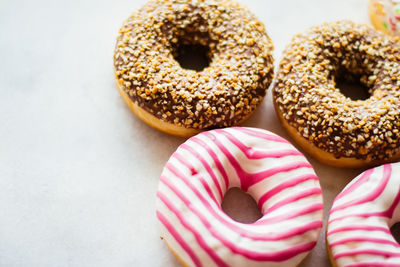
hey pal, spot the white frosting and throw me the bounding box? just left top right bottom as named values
left=156, top=127, right=323, bottom=267
left=327, top=162, right=400, bottom=266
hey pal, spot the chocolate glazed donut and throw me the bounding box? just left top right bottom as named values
left=274, top=21, right=400, bottom=168
left=114, top=0, right=274, bottom=137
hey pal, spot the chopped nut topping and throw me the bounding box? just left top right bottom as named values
left=274, top=21, right=400, bottom=161
left=114, top=0, right=274, bottom=129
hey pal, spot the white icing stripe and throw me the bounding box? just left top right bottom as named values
left=156, top=127, right=323, bottom=266
left=327, top=162, right=400, bottom=266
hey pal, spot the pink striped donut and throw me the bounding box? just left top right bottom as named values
left=327, top=162, right=400, bottom=267
left=156, top=127, right=323, bottom=266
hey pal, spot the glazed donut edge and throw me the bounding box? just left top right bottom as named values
left=275, top=104, right=400, bottom=169
left=117, top=82, right=201, bottom=137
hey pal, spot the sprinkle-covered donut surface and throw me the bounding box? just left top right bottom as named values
left=327, top=162, right=400, bottom=266
left=114, top=0, right=274, bottom=131
left=156, top=127, right=323, bottom=267
left=274, top=21, right=400, bottom=166
left=370, top=0, right=400, bottom=36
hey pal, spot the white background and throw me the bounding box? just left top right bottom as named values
left=0, top=0, right=370, bottom=266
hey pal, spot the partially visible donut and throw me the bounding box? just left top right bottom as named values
left=326, top=162, right=400, bottom=266
left=114, top=0, right=274, bottom=137
left=273, top=21, right=400, bottom=168
left=156, top=127, right=323, bottom=267
left=369, top=0, right=400, bottom=36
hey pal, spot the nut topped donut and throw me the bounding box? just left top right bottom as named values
left=114, top=0, right=274, bottom=137
left=273, top=21, right=400, bottom=169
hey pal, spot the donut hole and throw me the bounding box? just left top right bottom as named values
left=174, top=43, right=211, bottom=71
left=391, top=222, right=400, bottom=244
left=329, top=46, right=376, bottom=101
left=168, top=20, right=216, bottom=72
left=221, top=187, right=262, bottom=224
left=335, top=74, right=371, bottom=101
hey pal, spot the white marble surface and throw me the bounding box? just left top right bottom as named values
left=0, top=0, right=370, bottom=266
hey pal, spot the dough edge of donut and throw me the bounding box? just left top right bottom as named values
left=325, top=233, right=339, bottom=267
left=163, top=238, right=191, bottom=267
left=369, top=0, right=392, bottom=36
left=273, top=101, right=400, bottom=169
left=162, top=224, right=310, bottom=267
left=117, top=81, right=201, bottom=138
left=116, top=80, right=256, bottom=138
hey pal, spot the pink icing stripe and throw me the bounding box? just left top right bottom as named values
left=330, top=165, right=391, bottom=214
left=244, top=220, right=322, bottom=241
left=180, top=143, right=224, bottom=201
left=334, top=249, right=400, bottom=260
left=390, top=16, right=396, bottom=26
left=329, top=212, right=383, bottom=224
left=172, top=152, right=219, bottom=205
left=329, top=184, right=400, bottom=223
left=330, top=237, right=399, bottom=247
left=174, top=150, right=313, bottom=217
left=156, top=211, right=202, bottom=267
left=231, top=127, right=290, bottom=144
left=172, top=151, right=197, bottom=174
left=327, top=225, right=391, bottom=236
left=329, top=165, right=400, bottom=223
left=201, top=131, right=249, bottom=191
left=272, top=220, right=323, bottom=240
left=161, top=170, right=320, bottom=240
left=161, top=166, right=321, bottom=241
left=164, top=162, right=219, bottom=208
left=215, top=129, right=302, bottom=159
left=191, top=136, right=229, bottom=189
left=248, top=161, right=312, bottom=190
left=258, top=174, right=319, bottom=211
left=224, top=241, right=318, bottom=262
left=334, top=168, right=374, bottom=201
left=158, top=128, right=324, bottom=263
left=198, top=175, right=219, bottom=204
left=384, top=186, right=400, bottom=219
left=202, top=131, right=312, bottom=191
left=159, top=187, right=317, bottom=262
left=158, top=192, right=228, bottom=267
left=254, top=203, right=324, bottom=225
left=266, top=188, right=322, bottom=214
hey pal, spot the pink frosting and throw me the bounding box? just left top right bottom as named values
left=334, top=169, right=374, bottom=201
left=156, top=127, right=323, bottom=266
left=156, top=211, right=202, bottom=267
left=327, top=163, right=400, bottom=266
left=330, top=166, right=390, bottom=214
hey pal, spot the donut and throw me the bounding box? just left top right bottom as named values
left=273, top=21, right=400, bottom=169
left=113, top=0, right=274, bottom=137
left=326, top=162, right=400, bottom=266
left=369, top=0, right=400, bottom=36
left=156, top=127, right=323, bottom=266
